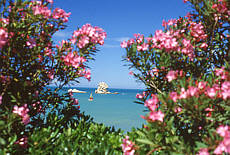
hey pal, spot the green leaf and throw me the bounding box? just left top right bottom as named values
left=195, top=141, right=207, bottom=149
left=0, top=138, right=6, bottom=145
left=136, top=138, right=154, bottom=145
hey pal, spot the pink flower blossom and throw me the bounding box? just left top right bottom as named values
left=221, top=81, right=230, bottom=99
left=137, top=43, right=149, bottom=51
left=121, top=41, right=128, bottom=48
left=179, top=88, right=188, bottom=99
left=166, top=70, right=178, bottom=82
left=84, top=69, right=91, bottom=81
left=205, top=108, right=214, bottom=117
left=121, top=136, right=135, bottom=155
left=144, top=95, right=159, bottom=111
left=32, top=5, right=51, bottom=18
left=217, top=125, right=229, bottom=137
left=197, top=148, right=209, bottom=155
left=189, top=22, right=207, bottom=40
left=53, top=8, right=71, bottom=22
left=136, top=93, right=144, bottom=99
left=198, top=81, right=207, bottom=90
left=62, top=52, right=86, bottom=69
left=187, top=86, right=199, bottom=97
left=73, top=98, right=79, bottom=105
left=13, top=104, right=30, bottom=125
left=72, top=24, right=106, bottom=48
left=148, top=110, right=164, bottom=122
left=174, top=107, right=182, bottom=113
left=77, top=36, right=89, bottom=48
left=170, top=91, right=178, bottom=102
left=206, top=87, right=217, bottom=98
left=214, top=125, right=230, bottom=154
left=215, top=67, right=225, bottom=76
left=0, top=28, right=8, bottom=48
left=47, top=0, right=53, bottom=4
left=0, top=95, right=2, bottom=105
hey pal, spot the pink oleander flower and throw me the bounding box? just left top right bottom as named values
left=144, top=95, right=159, bottom=111
left=121, top=41, right=128, bottom=48
left=77, top=36, right=89, bottom=48
left=53, top=8, right=71, bottom=22
left=47, top=0, right=53, bottom=4
left=217, top=125, right=229, bottom=137
left=198, top=81, right=207, bottom=90
left=0, top=95, right=2, bottom=104
left=162, top=19, right=177, bottom=27
left=215, top=67, right=225, bottom=76
left=148, top=110, right=164, bottom=122
left=189, top=22, right=207, bottom=40
left=212, top=1, right=228, bottom=14
left=0, top=28, right=8, bottom=48
left=151, top=29, right=179, bottom=52
left=166, top=70, right=178, bottom=82
left=221, top=81, right=230, bottom=100
left=197, top=148, right=209, bottom=155
left=0, top=18, right=9, bottom=26
left=187, top=86, right=199, bottom=97
left=206, top=87, right=217, bottom=98
left=170, top=91, right=178, bottom=102
left=121, top=136, right=135, bottom=155
left=62, top=52, right=86, bottom=69
left=13, top=104, right=30, bottom=125
left=180, top=87, right=188, bottom=99
left=73, top=98, right=79, bottom=105
left=205, top=108, right=214, bottom=117
left=72, top=24, right=106, bottom=49
left=137, top=43, right=149, bottom=51
left=174, top=107, right=182, bottom=113
left=136, top=93, right=144, bottom=99
left=15, top=136, right=28, bottom=148
left=32, top=4, right=51, bottom=18
left=84, top=69, right=91, bottom=81
left=214, top=125, right=230, bottom=154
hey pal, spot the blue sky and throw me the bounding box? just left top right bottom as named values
left=53, top=0, right=191, bottom=89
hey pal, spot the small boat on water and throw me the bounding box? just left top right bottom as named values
left=88, top=93, right=93, bottom=101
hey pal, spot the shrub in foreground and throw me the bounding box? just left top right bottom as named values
left=121, top=0, right=230, bottom=154
left=0, top=0, right=124, bottom=154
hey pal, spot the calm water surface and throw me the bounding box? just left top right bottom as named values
left=61, top=87, right=147, bottom=132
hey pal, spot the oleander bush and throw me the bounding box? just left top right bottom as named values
left=0, top=0, right=124, bottom=154
left=121, top=0, right=230, bottom=154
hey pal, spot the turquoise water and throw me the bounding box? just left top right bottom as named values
left=61, top=87, right=147, bottom=132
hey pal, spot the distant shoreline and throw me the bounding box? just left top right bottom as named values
left=48, top=86, right=146, bottom=91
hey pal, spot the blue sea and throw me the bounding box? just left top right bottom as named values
left=61, top=87, right=147, bottom=132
